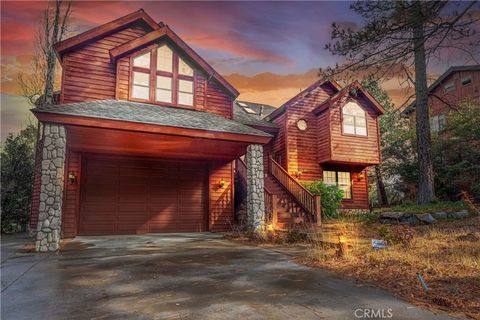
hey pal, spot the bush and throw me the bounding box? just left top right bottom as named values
left=1, top=124, right=37, bottom=233
left=304, top=181, right=344, bottom=219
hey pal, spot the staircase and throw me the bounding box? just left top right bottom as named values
left=235, top=156, right=321, bottom=230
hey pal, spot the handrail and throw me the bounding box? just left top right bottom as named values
left=268, top=155, right=321, bottom=224
left=264, top=187, right=273, bottom=223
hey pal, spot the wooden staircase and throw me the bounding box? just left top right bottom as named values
left=235, top=156, right=321, bottom=230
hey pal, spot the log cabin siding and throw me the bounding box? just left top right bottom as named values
left=285, top=85, right=332, bottom=181
left=329, top=96, right=381, bottom=164
left=209, top=161, right=234, bottom=231
left=62, top=24, right=149, bottom=104
left=316, top=110, right=331, bottom=163
left=62, top=151, right=81, bottom=238
left=205, top=79, right=234, bottom=119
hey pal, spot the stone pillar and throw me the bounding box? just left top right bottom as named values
left=246, top=144, right=265, bottom=231
left=36, top=123, right=66, bottom=252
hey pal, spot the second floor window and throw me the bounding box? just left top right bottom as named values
left=342, top=102, right=367, bottom=136
left=444, top=82, right=455, bottom=92
left=131, top=44, right=194, bottom=107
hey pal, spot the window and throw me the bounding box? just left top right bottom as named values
left=444, top=82, right=455, bottom=92
left=342, top=102, right=367, bottom=136
left=431, top=114, right=446, bottom=133
left=178, top=79, right=193, bottom=105
left=157, top=45, right=172, bottom=72
left=461, top=76, right=472, bottom=86
left=130, top=44, right=195, bottom=106
left=179, top=57, right=193, bottom=76
left=296, top=119, right=308, bottom=131
left=323, top=170, right=352, bottom=199
left=156, top=76, right=172, bottom=103
left=132, top=71, right=150, bottom=100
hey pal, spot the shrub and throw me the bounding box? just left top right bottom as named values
left=1, top=124, right=37, bottom=233
left=304, top=181, right=344, bottom=219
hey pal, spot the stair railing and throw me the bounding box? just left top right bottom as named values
left=268, top=155, right=321, bottom=225
left=235, top=158, right=248, bottom=184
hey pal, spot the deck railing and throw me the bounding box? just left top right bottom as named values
left=268, top=156, right=321, bottom=224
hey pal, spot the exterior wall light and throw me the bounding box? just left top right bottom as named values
left=68, top=171, right=77, bottom=184
left=357, top=172, right=365, bottom=181
left=218, top=178, right=225, bottom=189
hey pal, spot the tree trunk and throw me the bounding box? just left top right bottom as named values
left=375, top=165, right=389, bottom=206
left=413, top=4, right=435, bottom=204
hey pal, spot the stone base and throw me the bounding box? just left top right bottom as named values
left=337, top=208, right=370, bottom=216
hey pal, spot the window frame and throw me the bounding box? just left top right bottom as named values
left=461, top=76, right=472, bottom=86
left=444, top=82, right=455, bottom=93
left=128, top=44, right=195, bottom=108
left=341, top=101, right=368, bottom=137
left=323, top=170, right=353, bottom=200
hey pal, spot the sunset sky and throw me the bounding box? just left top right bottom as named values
left=1, top=1, right=478, bottom=139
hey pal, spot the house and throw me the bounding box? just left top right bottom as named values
left=30, top=10, right=383, bottom=251
left=401, top=65, right=480, bottom=131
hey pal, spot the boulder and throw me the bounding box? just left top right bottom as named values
left=379, top=212, right=405, bottom=219
left=416, top=213, right=436, bottom=224
left=432, top=211, right=448, bottom=220
left=449, top=210, right=470, bottom=219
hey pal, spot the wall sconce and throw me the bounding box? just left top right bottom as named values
left=357, top=172, right=365, bottom=181
left=68, top=171, right=77, bottom=184
left=217, top=178, right=225, bottom=189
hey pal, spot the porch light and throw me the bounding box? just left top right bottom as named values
left=218, top=178, right=225, bottom=189
left=68, top=171, right=77, bottom=184
left=357, top=172, right=365, bottom=181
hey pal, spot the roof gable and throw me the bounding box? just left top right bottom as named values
left=313, top=81, right=385, bottom=116
left=109, top=26, right=239, bottom=97
left=266, top=79, right=341, bottom=120
left=54, top=10, right=160, bottom=59
left=401, top=64, right=480, bottom=115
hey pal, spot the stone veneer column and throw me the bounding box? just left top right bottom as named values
left=246, top=144, right=265, bottom=231
left=35, top=123, right=66, bottom=252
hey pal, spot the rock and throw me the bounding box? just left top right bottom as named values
left=416, top=213, right=436, bottom=224
left=402, top=213, right=420, bottom=225
left=432, top=211, right=448, bottom=220
left=379, top=212, right=405, bottom=219
left=449, top=210, right=470, bottom=219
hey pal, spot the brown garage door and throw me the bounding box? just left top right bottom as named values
left=79, top=156, right=207, bottom=235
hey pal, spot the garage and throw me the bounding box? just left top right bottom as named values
left=79, top=155, right=207, bottom=235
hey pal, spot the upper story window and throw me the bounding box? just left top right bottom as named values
left=444, top=82, right=455, bottom=92
left=130, top=44, right=195, bottom=107
left=461, top=76, right=472, bottom=86
left=342, top=101, right=367, bottom=136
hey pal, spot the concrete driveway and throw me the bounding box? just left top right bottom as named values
left=1, top=233, right=457, bottom=320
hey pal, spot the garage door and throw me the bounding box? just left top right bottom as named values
left=79, top=156, right=207, bottom=235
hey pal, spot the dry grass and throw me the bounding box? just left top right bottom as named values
left=301, top=216, right=480, bottom=319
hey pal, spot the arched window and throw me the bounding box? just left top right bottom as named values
left=130, top=44, right=194, bottom=107
left=342, top=101, right=367, bottom=136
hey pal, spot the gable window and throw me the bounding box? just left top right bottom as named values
left=342, top=101, right=367, bottom=136
left=131, top=52, right=151, bottom=100
left=323, top=170, right=352, bottom=199
left=130, top=44, right=194, bottom=107
left=444, top=82, right=455, bottom=92
left=461, top=76, right=472, bottom=86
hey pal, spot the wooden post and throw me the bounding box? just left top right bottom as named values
left=314, top=195, right=321, bottom=226
left=272, top=194, right=278, bottom=228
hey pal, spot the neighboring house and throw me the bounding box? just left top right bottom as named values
left=401, top=65, right=480, bottom=132
left=30, top=10, right=384, bottom=251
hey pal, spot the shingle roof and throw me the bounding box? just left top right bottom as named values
left=401, top=65, right=480, bottom=115
left=233, top=101, right=278, bottom=128
left=32, top=100, right=272, bottom=137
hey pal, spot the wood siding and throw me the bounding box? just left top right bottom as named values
left=209, top=161, right=234, bottom=231
left=316, top=110, right=331, bottom=163
left=329, top=95, right=381, bottom=164
left=62, top=150, right=81, bottom=237
left=285, top=84, right=333, bottom=181
left=62, top=24, right=149, bottom=104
